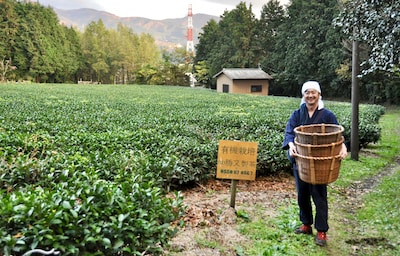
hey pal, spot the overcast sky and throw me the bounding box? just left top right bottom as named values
left=37, top=0, right=289, bottom=20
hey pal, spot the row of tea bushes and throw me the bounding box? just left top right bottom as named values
left=0, top=84, right=384, bottom=254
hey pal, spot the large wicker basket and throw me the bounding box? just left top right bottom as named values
left=294, top=124, right=344, bottom=184
left=294, top=124, right=344, bottom=145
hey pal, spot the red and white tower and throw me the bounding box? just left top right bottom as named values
left=186, top=4, right=194, bottom=54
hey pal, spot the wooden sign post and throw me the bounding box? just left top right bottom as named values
left=216, top=140, right=258, bottom=208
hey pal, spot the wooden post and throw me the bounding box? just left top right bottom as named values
left=229, top=179, right=238, bottom=208
left=351, top=28, right=360, bottom=161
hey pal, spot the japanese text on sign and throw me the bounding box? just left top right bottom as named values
left=216, top=140, right=258, bottom=181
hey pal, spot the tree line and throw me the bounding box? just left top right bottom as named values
left=195, top=0, right=399, bottom=104
left=1, top=0, right=399, bottom=104
left=0, top=0, right=191, bottom=85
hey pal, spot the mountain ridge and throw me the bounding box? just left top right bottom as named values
left=54, top=8, right=220, bottom=49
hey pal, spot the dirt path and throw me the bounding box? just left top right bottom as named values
left=165, top=174, right=296, bottom=255
left=336, top=156, right=400, bottom=215
left=165, top=156, right=400, bottom=255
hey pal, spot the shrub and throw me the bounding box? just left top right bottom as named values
left=0, top=176, right=184, bottom=255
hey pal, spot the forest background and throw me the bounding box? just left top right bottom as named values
left=0, top=0, right=399, bottom=105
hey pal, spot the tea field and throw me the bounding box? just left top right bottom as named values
left=0, top=84, right=385, bottom=255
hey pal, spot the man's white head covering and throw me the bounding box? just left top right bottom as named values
left=300, top=81, right=324, bottom=110
left=302, top=81, right=321, bottom=95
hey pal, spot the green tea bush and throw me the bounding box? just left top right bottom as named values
left=0, top=175, right=184, bottom=255
left=331, top=103, right=385, bottom=148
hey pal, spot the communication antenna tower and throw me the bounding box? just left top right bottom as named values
left=186, top=4, right=194, bottom=55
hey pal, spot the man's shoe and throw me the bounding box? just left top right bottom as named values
left=315, top=231, right=327, bottom=246
left=294, top=224, right=312, bottom=235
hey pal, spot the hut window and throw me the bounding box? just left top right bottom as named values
left=251, top=85, right=262, bottom=92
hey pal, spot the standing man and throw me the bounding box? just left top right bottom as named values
left=282, top=81, right=347, bottom=246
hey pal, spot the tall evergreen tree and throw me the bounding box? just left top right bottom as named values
left=274, top=0, right=344, bottom=97
left=80, top=20, right=110, bottom=83
left=60, top=26, right=84, bottom=83
left=0, top=0, right=83, bottom=82
left=210, top=2, right=258, bottom=72
left=0, top=0, right=18, bottom=59
left=258, top=0, right=286, bottom=75
left=14, top=3, right=67, bottom=82
left=194, top=2, right=259, bottom=86
left=257, top=0, right=287, bottom=95
left=0, top=0, right=19, bottom=81
left=194, top=19, right=218, bottom=85
left=109, top=24, right=138, bottom=84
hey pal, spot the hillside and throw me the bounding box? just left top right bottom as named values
left=54, top=8, right=220, bottom=49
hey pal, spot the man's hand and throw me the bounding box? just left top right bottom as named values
left=288, top=142, right=297, bottom=157
left=339, top=143, right=348, bottom=160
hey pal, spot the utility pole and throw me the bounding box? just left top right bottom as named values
left=351, top=28, right=360, bottom=160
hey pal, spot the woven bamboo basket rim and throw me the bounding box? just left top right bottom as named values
left=294, top=154, right=342, bottom=161
left=294, top=136, right=344, bottom=148
left=294, top=124, right=344, bottom=136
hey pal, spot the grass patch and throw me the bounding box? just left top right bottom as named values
left=238, top=200, right=327, bottom=256
left=335, top=109, right=400, bottom=187
left=351, top=169, right=400, bottom=255
left=333, top=155, right=388, bottom=187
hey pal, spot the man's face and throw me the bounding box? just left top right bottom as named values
left=304, top=89, right=320, bottom=106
